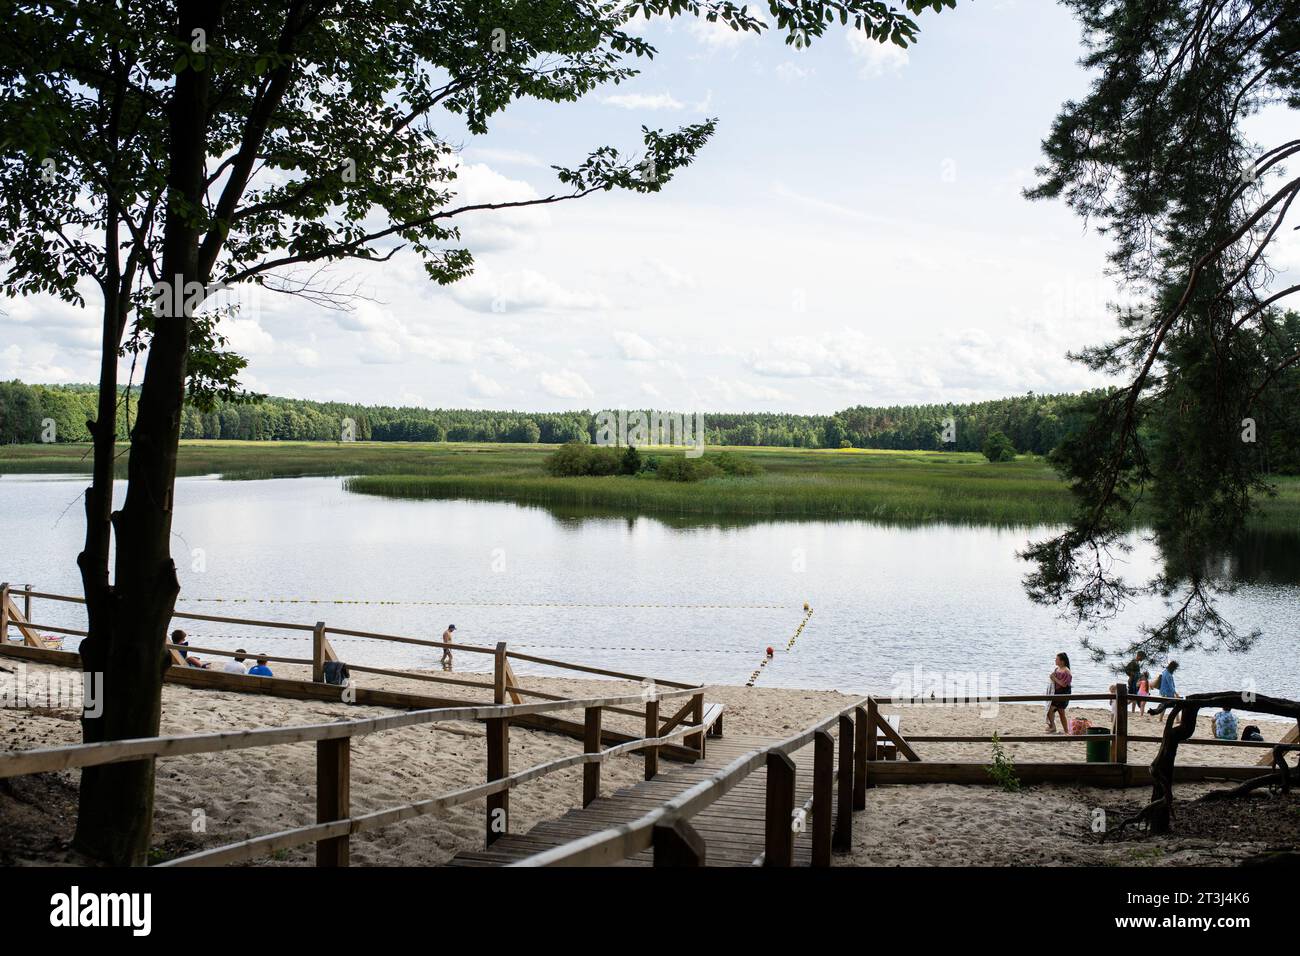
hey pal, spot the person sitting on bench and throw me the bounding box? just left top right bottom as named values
left=171, top=630, right=209, bottom=669
left=222, top=650, right=250, bottom=675
left=248, top=656, right=273, bottom=677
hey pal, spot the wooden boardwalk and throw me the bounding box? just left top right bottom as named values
left=450, top=735, right=819, bottom=867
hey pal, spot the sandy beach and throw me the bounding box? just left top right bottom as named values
left=0, top=658, right=1288, bottom=866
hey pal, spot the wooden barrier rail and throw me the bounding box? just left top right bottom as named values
left=513, top=698, right=870, bottom=867
left=4, top=583, right=710, bottom=754
left=513, top=688, right=1298, bottom=867
left=0, top=683, right=710, bottom=866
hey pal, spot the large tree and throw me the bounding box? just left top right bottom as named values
left=1022, top=0, right=1299, bottom=663
left=1, top=0, right=953, bottom=864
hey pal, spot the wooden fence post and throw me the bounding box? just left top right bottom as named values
left=644, top=697, right=660, bottom=780
left=853, top=705, right=868, bottom=810
left=583, top=705, right=602, bottom=807
left=835, top=714, right=854, bottom=851
left=653, top=818, right=704, bottom=866
left=1, top=584, right=9, bottom=644
left=864, top=696, right=879, bottom=791
left=486, top=641, right=509, bottom=847
left=315, top=737, right=351, bottom=866
left=22, top=584, right=32, bottom=623
left=812, top=730, right=833, bottom=867
left=312, top=621, right=326, bottom=683
left=764, top=751, right=796, bottom=867
left=1114, top=685, right=1128, bottom=765
left=493, top=641, right=506, bottom=705
left=688, top=692, right=705, bottom=758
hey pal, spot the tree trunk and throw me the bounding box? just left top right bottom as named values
left=72, top=0, right=216, bottom=865
left=1147, top=703, right=1201, bottom=834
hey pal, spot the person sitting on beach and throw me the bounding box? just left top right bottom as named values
left=1147, top=660, right=1180, bottom=715
left=1134, top=671, right=1150, bottom=715
left=171, top=630, right=209, bottom=669
left=1046, top=652, right=1072, bottom=734
left=1213, top=705, right=1239, bottom=741
left=440, top=624, right=455, bottom=671
left=222, top=650, right=249, bottom=675
left=248, top=656, right=273, bottom=677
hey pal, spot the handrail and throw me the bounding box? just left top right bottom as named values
left=158, top=717, right=708, bottom=867
left=0, top=686, right=702, bottom=780
left=511, top=697, right=868, bottom=867
left=7, top=587, right=702, bottom=712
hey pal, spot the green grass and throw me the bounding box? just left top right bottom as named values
left=5, top=440, right=1295, bottom=528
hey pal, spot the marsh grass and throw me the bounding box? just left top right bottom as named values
left=3, top=440, right=1296, bottom=528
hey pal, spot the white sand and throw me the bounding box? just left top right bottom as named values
left=0, top=660, right=1284, bottom=866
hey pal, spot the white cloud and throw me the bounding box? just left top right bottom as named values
left=448, top=267, right=610, bottom=314
left=539, top=368, right=595, bottom=400
left=469, top=370, right=505, bottom=398
left=614, top=331, right=659, bottom=360
left=688, top=14, right=763, bottom=50
left=846, top=32, right=909, bottom=77
left=220, top=316, right=275, bottom=357
left=603, top=91, right=685, bottom=111
left=775, top=61, right=812, bottom=82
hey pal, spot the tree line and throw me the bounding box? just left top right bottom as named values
left=3, top=378, right=1296, bottom=472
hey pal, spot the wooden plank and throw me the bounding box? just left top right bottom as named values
left=811, top=730, right=833, bottom=867
left=763, top=751, right=796, bottom=867
left=835, top=714, right=854, bottom=851
left=583, top=706, right=602, bottom=807
left=500, top=657, right=525, bottom=706
left=315, top=737, right=350, bottom=867
left=687, top=692, right=705, bottom=757
left=2, top=587, right=47, bottom=648
left=652, top=818, right=704, bottom=867
left=486, top=716, right=509, bottom=847
left=874, top=709, right=920, bottom=761
left=644, top=698, right=659, bottom=780
left=1114, top=684, right=1128, bottom=764
left=864, top=761, right=1265, bottom=786
left=1259, top=724, right=1299, bottom=766
left=312, top=621, right=327, bottom=683
left=853, top=705, right=868, bottom=809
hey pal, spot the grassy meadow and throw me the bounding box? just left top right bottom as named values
left=3, top=439, right=1298, bottom=528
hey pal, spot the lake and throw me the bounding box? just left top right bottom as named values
left=3, top=474, right=1298, bottom=702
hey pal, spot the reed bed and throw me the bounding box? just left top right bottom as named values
left=3, top=440, right=1296, bottom=528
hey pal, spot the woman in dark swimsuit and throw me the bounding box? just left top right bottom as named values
left=1046, top=652, right=1072, bottom=734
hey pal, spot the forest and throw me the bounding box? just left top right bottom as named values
left=2, top=362, right=1298, bottom=475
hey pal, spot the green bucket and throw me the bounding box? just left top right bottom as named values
left=1085, top=726, right=1111, bottom=763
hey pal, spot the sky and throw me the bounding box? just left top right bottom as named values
left=0, top=1, right=1251, bottom=414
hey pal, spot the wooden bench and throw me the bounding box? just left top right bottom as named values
left=702, top=702, right=724, bottom=739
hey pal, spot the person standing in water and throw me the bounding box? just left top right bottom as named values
left=440, top=624, right=456, bottom=671
left=1046, top=652, right=1072, bottom=734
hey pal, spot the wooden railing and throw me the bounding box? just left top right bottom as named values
left=1, top=583, right=710, bottom=754
left=2, top=583, right=696, bottom=692
left=514, top=689, right=1300, bottom=867
left=0, top=684, right=710, bottom=866
left=877, top=687, right=1300, bottom=763
left=515, top=697, right=871, bottom=867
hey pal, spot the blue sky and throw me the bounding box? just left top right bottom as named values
left=0, top=2, right=1187, bottom=413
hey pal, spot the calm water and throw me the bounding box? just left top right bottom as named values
left=3, top=474, right=1297, bottom=701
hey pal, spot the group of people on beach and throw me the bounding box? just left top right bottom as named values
left=170, top=630, right=273, bottom=677
left=1044, top=650, right=1261, bottom=741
